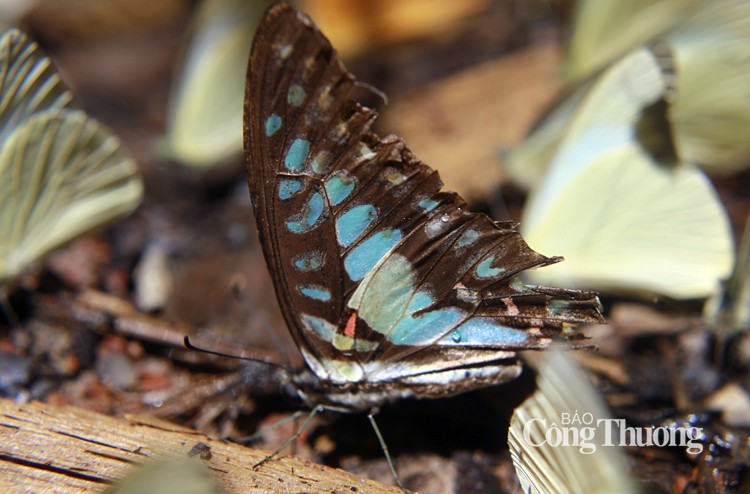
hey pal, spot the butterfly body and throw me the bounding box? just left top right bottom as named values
left=244, top=4, right=604, bottom=414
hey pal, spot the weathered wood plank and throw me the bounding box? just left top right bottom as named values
left=0, top=398, right=400, bottom=493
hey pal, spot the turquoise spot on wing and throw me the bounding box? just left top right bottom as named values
left=278, top=178, right=304, bottom=200
left=348, top=254, right=472, bottom=345
left=443, top=318, right=528, bottom=345
left=336, top=205, right=377, bottom=248
left=476, top=255, right=504, bottom=279
left=343, top=229, right=402, bottom=281
left=390, top=307, right=465, bottom=345
left=311, top=152, right=331, bottom=174
left=457, top=228, right=479, bottom=248
left=325, top=173, right=356, bottom=206
left=299, top=284, right=332, bottom=301
left=288, top=84, right=306, bottom=106
left=300, top=314, right=336, bottom=342
left=265, top=114, right=282, bottom=136
left=293, top=251, right=324, bottom=271
left=407, top=291, right=434, bottom=313
left=348, top=254, right=415, bottom=332
left=287, top=192, right=324, bottom=233
left=284, top=138, right=310, bottom=171
left=418, top=198, right=438, bottom=212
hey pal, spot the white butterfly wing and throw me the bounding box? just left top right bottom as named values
left=0, top=29, right=72, bottom=144
left=509, top=350, right=639, bottom=494
left=523, top=49, right=665, bottom=228
left=659, top=0, right=750, bottom=173
left=165, top=0, right=271, bottom=168
left=520, top=48, right=734, bottom=299
left=564, top=0, right=700, bottom=82
left=503, top=84, right=588, bottom=191
left=0, top=109, right=143, bottom=283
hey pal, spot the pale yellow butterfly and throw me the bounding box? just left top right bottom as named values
left=164, top=0, right=273, bottom=168
left=563, top=0, right=750, bottom=173
left=0, top=29, right=142, bottom=286
left=563, top=0, right=701, bottom=83
left=518, top=48, right=734, bottom=299
left=108, top=460, right=222, bottom=494
left=508, top=349, right=640, bottom=494
left=654, top=0, right=750, bottom=173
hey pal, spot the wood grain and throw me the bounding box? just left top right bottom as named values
left=0, top=398, right=400, bottom=493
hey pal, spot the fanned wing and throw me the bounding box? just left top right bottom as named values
left=656, top=0, right=750, bottom=173
left=563, top=0, right=699, bottom=82
left=0, top=109, right=143, bottom=283
left=165, top=0, right=272, bottom=167
left=0, top=29, right=72, bottom=146
left=245, top=4, right=603, bottom=386
left=508, top=350, right=639, bottom=494
left=520, top=48, right=734, bottom=299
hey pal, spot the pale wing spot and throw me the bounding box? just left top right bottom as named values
left=265, top=114, right=282, bottom=136
left=278, top=178, right=304, bottom=200
left=343, top=229, right=402, bottom=281
left=336, top=204, right=377, bottom=248
left=476, top=255, right=505, bottom=279
left=293, top=251, right=325, bottom=271
left=287, top=84, right=306, bottom=106
left=284, top=138, right=310, bottom=171
left=299, top=284, right=332, bottom=301
left=325, top=172, right=356, bottom=206
left=287, top=192, right=325, bottom=233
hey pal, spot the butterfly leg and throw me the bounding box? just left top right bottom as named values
left=240, top=410, right=307, bottom=444
left=367, top=410, right=405, bottom=490
left=252, top=405, right=323, bottom=469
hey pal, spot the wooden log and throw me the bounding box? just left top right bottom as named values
left=0, top=398, right=400, bottom=493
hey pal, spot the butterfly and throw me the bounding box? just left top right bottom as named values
left=164, top=0, right=273, bottom=168
left=243, top=3, right=603, bottom=415
left=0, top=29, right=142, bottom=288
left=565, top=0, right=750, bottom=174
left=508, top=349, right=639, bottom=494
left=507, top=47, right=734, bottom=299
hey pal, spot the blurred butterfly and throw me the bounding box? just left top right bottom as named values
left=164, top=0, right=273, bottom=168
left=508, top=349, right=640, bottom=494
left=0, top=29, right=143, bottom=288
left=508, top=48, right=734, bottom=299
left=563, top=0, right=700, bottom=83
left=108, top=460, right=222, bottom=494
left=244, top=4, right=603, bottom=419
left=564, top=0, right=750, bottom=173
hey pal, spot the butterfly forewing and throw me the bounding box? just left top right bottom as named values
left=245, top=4, right=604, bottom=404
left=0, top=30, right=72, bottom=146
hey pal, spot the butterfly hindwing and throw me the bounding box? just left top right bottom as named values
left=245, top=4, right=604, bottom=409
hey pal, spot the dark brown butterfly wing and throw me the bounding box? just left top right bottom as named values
left=244, top=4, right=603, bottom=408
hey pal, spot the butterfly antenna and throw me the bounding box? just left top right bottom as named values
left=252, top=405, right=324, bottom=469
left=354, top=80, right=389, bottom=107
left=368, top=411, right=405, bottom=490
left=182, top=336, right=289, bottom=372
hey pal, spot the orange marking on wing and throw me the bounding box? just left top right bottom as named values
left=344, top=312, right=357, bottom=338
